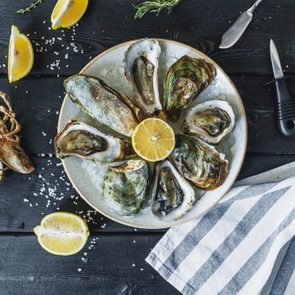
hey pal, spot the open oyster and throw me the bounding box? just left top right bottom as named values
left=54, top=120, right=134, bottom=163
left=171, top=135, right=228, bottom=190
left=64, top=74, right=138, bottom=137
left=151, top=160, right=196, bottom=220
left=183, top=100, right=235, bottom=144
left=163, top=55, right=216, bottom=121
left=124, top=39, right=164, bottom=118
left=103, top=160, right=150, bottom=216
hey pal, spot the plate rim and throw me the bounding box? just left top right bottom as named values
left=58, top=38, right=248, bottom=229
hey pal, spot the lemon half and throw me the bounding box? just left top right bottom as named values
left=8, top=25, right=34, bottom=83
left=132, top=118, right=175, bottom=162
left=51, top=0, right=89, bottom=30
left=34, top=212, right=90, bottom=256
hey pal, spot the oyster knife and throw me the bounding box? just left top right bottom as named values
left=219, top=0, right=263, bottom=49
left=270, top=39, right=295, bottom=136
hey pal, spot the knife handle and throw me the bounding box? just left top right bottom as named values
left=275, top=79, right=295, bottom=136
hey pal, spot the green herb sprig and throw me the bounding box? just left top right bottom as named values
left=17, top=0, right=44, bottom=14
left=134, top=0, right=182, bottom=19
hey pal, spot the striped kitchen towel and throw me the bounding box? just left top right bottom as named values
left=146, top=162, right=295, bottom=295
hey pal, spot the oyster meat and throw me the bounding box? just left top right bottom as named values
left=171, top=135, right=228, bottom=190
left=124, top=39, right=164, bottom=118
left=103, top=160, right=149, bottom=216
left=163, top=55, right=216, bottom=121
left=151, top=160, right=195, bottom=220
left=64, top=74, right=138, bottom=137
left=54, top=120, right=134, bottom=163
left=183, top=100, right=235, bottom=144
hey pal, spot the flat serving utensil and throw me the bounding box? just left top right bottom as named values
left=270, top=39, right=295, bottom=136
left=219, top=0, right=263, bottom=49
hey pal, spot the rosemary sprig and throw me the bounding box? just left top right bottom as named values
left=134, top=0, right=182, bottom=19
left=17, top=0, right=44, bottom=14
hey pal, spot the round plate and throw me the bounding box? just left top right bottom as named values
left=58, top=39, right=247, bottom=229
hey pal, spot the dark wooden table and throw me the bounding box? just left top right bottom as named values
left=1, top=0, right=295, bottom=294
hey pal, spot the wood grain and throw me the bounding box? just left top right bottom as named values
left=0, top=154, right=294, bottom=233
left=0, top=1, right=294, bottom=294
left=0, top=234, right=179, bottom=295
left=1, top=75, right=295, bottom=155
left=0, top=0, right=294, bottom=76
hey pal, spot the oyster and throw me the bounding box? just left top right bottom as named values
left=124, top=39, right=164, bottom=118
left=151, top=160, right=195, bottom=220
left=64, top=74, right=138, bottom=137
left=171, top=135, right=228, bottom=190
left=103, top=160, right=149, bottom=216
left=163, top=55, right=216, bottom=121
left=54, top=120, right=134, bottom=163
left=183, top=100, right=235, bottom=144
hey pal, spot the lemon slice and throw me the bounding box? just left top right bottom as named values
left=8, top=25, right=34, bottom=83
left=34, top=212, right=90, bottom=256
left=132, top=118, right=175, bottom=162
left=51, top=0, right=89, bottom=30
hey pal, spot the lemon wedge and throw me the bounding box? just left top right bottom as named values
left=8, top=25, right=34, bottom=83
left=132, top=118, right=175, bottom=162
left=34, top=212, right=90, bottom=256
left=51, top=0, right=88, bottom=30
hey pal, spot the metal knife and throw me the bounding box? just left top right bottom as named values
left=270, top=39, right=295, bottom=136
left=219, top=0, right=263, bottom=49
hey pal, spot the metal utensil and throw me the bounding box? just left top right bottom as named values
left=219, top=0, right=263, bottom=49
left=270, top=39, right=295, bottom=136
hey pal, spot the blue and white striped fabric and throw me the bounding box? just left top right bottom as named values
left=146, top=163, right=295, bottom=295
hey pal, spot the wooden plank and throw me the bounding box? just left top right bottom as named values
left=0, top=0, right=294, bottom=76
left=2, top=75, right=295, bottom=155
left=0, top=155, right=146, bottom=233
left=0, top=154, right=294, bottom=233
left=0, top=234, right=179, bottom=295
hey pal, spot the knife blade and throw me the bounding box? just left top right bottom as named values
left=219, top=0, right=263, bottom=49
left=270, top=39, right=284, bottom=79
left=269, top=39, right=295, bottom=136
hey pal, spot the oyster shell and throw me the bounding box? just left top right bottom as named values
left=151, top=160, right=196, bottom=220
left=163, top=55, right=216, bottom=121
left=183, top=100, right=235, bottom=144
left=103, top=160, right=150, bottom=216
left=171, top=135, right=228, bottom=190
left=124, top=39, right=164, bottom=118
left=64, top=74, right=138, bottom=137
left=54, top=120, right=134, bottom=163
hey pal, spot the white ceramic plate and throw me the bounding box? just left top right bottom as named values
left=58, top=39, right=247, bottom=229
